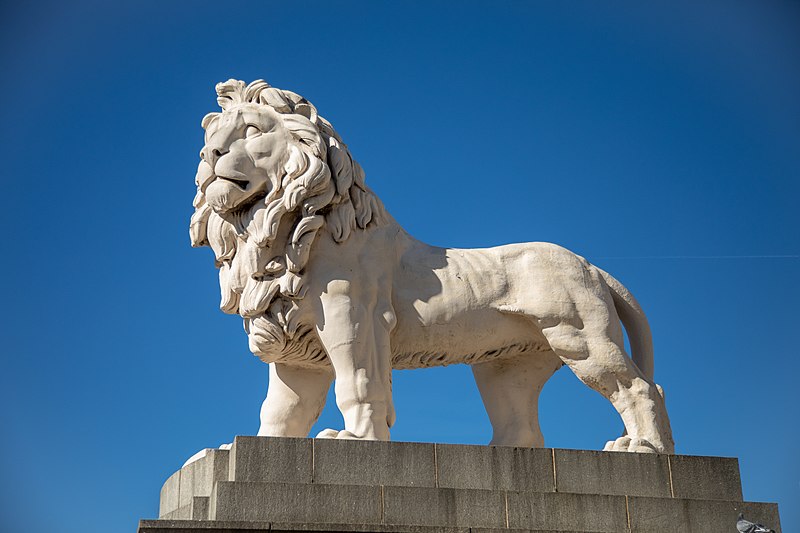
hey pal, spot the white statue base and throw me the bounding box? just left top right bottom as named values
left=140, top=437, right=782, bottom=533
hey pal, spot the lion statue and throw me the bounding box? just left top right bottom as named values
left=189, top=79, right=674, bottom=454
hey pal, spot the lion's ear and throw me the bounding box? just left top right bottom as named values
left=201, top=112, right=220, bottom=131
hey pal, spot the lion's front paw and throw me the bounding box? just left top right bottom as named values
left=315, top=429, right=362, bottom=439
left=603, top=436, right=659, bottom=453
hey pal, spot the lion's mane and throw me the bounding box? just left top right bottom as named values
left=189, top=79, right=388, bottom=364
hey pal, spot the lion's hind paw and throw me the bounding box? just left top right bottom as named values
left=603, top=436, right=659, bottom=453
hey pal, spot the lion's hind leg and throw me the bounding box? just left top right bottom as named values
left=471, top=351, right=562, bottom=447
left=538, top=316, right=674, bottom=454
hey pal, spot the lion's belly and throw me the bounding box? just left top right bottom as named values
left=389, top=308, right=551, bottom=369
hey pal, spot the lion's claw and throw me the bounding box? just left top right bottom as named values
left=603, top=436, right=659, bottom=453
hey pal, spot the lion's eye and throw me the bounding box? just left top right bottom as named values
left=245, top=125, right=260, bottom=138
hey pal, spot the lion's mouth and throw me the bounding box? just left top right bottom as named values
left=206, top=173, right=268, bottom=217
left=217, top=176, right=250, bottom=190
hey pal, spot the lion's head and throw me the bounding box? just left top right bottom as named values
left=190, top=79, right=387, bottom=363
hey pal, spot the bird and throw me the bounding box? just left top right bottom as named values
left=737, top=513, right=775, bottom=533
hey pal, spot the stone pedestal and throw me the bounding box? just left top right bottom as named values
left=138, top=437, right=781, bottom=533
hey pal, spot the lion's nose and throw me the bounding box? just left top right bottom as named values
left=204, top=147, right=227, bottom=168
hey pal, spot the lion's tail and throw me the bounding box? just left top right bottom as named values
left=596, top=268, right=655, bottom=381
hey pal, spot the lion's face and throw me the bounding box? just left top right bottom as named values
left=192, top=79, right=387, bottom=365
left=198, top=104, right=289, bottom=215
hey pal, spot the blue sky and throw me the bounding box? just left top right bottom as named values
left=0, top=1, right=798, bottom=531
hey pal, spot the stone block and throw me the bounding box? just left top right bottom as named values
left=159, top=470, right=181, bottom=517
left=554, top=448, right=671, bottom=498
left=139, top=519, right=271, bottom=532
left=229, top=436, right=312, bottom=484
left=382, top=486, right=506, bottom=528
left=177, top=457, right=200, bottom=508
left=190, top=496, right=209, bottom=520
left=149, top=440, right=780, bottom=533
left=138, top=521, right=586, bottom=533
left=436, top=444, right=554, bottom=492
left=472, top=530, right=582, bottom=533
left=160, top=449, right=230, bottom=518
left=313, top=439, right=435, bottom=487
left=628, top=496, right=782, bottom=533
left=178, top=449, right=230, bottom=507
left=506, top=491, right=628, bottom=532
left=209, top=448, right=230, bottom=480
left=272, top=524, right=468, bottom=533
left=668, top=455, right=743, bottom=501
left=210, top=481, right=382, bottom=523
left=160, top=504, right=191, bottom=521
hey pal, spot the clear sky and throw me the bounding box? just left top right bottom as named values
left=0, top=1, right=798, bottom=532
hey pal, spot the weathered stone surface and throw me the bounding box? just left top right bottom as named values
left=272, top=524, right=469, bottom=533
left=191, top=497, right=209, bottom=520
left=179, top=449, right=230, bottom=507
left=628, top=496, right=782, bottom=533
left=313, top=439, right=435, bottom=487
left=159, top=470, right=181, bottom=517
left=436, top=444, right=553, bottom=492
left=229, top=436, right=312, bottom=484
left=138, top=520, right=580, bottom=533
left=471, top=530, right=583, bottom=533
left=382, top=486, right=506, bottom=528
left=668, top=454, right=743, bottom=501
left=148, top=439, right=780, bottom=533
left=140, top=519, right=272, bottom=532
left=177, top=457, right=199, bottom=508
left=506, top=491, right=628, bottom=532
left=209, top=449, right=230, bottom=482
left=160, top=504, right=191, bottom=521
left=554, top=448, right=671, bottom=498
left=159, top=448, right=229, bottom=518
left=210, top=481, right=382, bottom=523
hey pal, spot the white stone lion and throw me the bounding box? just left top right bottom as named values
left=189, top=79, right=674, bottom=454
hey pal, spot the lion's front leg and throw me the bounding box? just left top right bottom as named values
left=314, top=283, right=394, bottom=440
left=258, top=362, right=333, bottom=437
